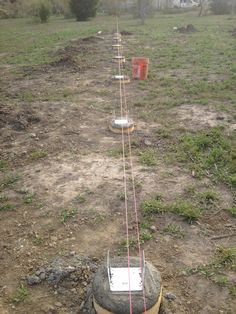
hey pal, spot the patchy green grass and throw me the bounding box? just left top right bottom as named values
left=141, top=198, right=166, bottom=215
left=140, top=231, right=152, bottom=244
left=139, top=149, right=157, bottom=166
left=0, top=203, right=15, bottom=211
left=186, top=246, right=236, bottom=294
left=60, top=207, right=78, bottom=224
left=30, top=150, right=48, bottom=160
left=196, top=190, right=219, bottom=208
left=0, top=160, right=9, bottom=172
left=171, top=201, right=201, bottom=223
left=162, top=223, right=184, bottom=238
left=226, top=207, right=236, bottom=217
left=0, top=194, right=8, bottom=202
left=177, top=128, right=236, bottom=186
left=107, top=148, right=124, bottom=158
left=23, top=193, right=35, bottom=205
left=11, top=284, right=28, bottom=304
left=141, top=197, right=201, bottom=223
left=73, top=194, right=86, bottom=204
left=0, top=174, right=20, bottom=191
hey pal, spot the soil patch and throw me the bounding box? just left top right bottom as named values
left=0, top=104, right=40, bottom=131
left=176, top=24, right=197, bottom=33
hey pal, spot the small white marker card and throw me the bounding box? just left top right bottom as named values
left=109, top=267, right=143, bottom=292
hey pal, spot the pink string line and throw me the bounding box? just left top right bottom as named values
left=122, top=66, right=148, bottom=314
left=116, top=17, right=133, bottom=314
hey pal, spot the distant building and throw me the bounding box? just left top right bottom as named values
left=173, top=0, right=199, bottom=8
left=125, top=0, right=199, bottom=10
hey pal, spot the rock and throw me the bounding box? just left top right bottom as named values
left=39, top=272, right=46, bottom=281
left=150, top=225, right=157, bottom=233
left=29, top=133, right=37, bottom=138
left=144, top=139, right=152, bottom=146
left=27, top=275, right=41, bottom=285
left=47, top=269, right=65, bottom=284
left=180, top=270, right=187, bottom=277
left=165, top=292, right=177, bottom=301
left=35, top=268, right=46, bottom=276
left=42, top=305, right=56, bottom=313
left=55, top=302, right=63, bottom=308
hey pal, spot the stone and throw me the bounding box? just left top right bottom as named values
left=47, top=269, right=65, bottom=284
left=165, top=292, right=176, bottom=301
left=39, top=272, right=46, bottom=281
left=144, top=139, right=152, bottom=146
left=150, top=225, right=157, bottom=233
left=55, top=302, right=63, bottom=308
left=27, top=275, right=41, bottom=285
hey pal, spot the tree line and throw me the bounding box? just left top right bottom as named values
left=0, top=0, right=235, bottom=22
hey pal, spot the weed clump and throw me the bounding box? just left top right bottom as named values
left=141, top=198, right=201, bottom=224
left=139, top=149, right=157, bottom=166
left=60, top=208, right=78, bottom=223
left=178, top=127, right=236, bottom=186
left=11, top=284, right=28, bottom=304
left=226, top=207, right=236, bottom=217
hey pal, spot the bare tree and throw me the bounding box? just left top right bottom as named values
left=198, top=0, right=205, bottom=16
left=231, top=0, right=236, bottom=16
left=137, top=0, right=154, bottom=24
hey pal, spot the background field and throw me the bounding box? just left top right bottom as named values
left=0, top=13, right=236, bottom=314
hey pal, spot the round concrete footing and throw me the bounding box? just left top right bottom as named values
left=92, top=257, right=162, bottom=314
left=112, top=44, right=123, bottom=50
left=113, top=56, right=125, bottom=64
left=109, top=118, right=134, bottom=134
left=111, top=75, right=130, bottom=84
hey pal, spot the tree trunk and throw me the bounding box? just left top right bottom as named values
left=231, top=0, right=236, bottom=16
left=198, top=0, right=203, bottom=16
left=138, top=0, right=145, bottom=24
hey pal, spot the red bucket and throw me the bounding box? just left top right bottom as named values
left=132, top=57, right=149, bottom=80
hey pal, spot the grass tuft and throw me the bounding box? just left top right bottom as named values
left=60, top=208, right=78, bottom=224
left=226, top=207, right=236, bottom=217
left=0, top=174, right=20, bottom=191
left=162, top=223, right=184, bottom=238
left=178, top=127, right=236, bottom=186
left=139, top=149, right=157, bottom=166
left=30, top=150, right=48, bottom=160
left=11, top=284, right=28, bottom=304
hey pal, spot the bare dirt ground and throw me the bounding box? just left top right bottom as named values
left=0, top=32, right=236, bottom=314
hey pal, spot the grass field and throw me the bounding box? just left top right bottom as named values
left=0, top=12, right=236, bottom=314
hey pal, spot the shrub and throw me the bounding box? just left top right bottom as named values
left=70, top=0, right=99, bottom=21
left=210, top=0, right=231, bottom=15
left=39, top=3, right=50, bottom=22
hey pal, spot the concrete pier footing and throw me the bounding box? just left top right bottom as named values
left=92, top=257, right=162, bottom=314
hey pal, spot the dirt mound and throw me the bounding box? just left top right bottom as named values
left=120, top=30, right=133, bottom=36
left=81, top=35, right=104, bottom=42
left=0, top=104, right=40, bottom=131
left=176, top=24, right=197, bottom=33
left=26, top=255, right=100, bottom=313
left=50, top=37, right=100, bottom=71
left=50, top=55, right=80, bottom=70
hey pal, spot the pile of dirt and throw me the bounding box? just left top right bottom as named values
left=80, top=35, right=104, bottom=42
left=120, top=30, right=133, bottom=36
left=176, top=24, right=197, bottom=33
left=50, top=55, right=80, bottom=70
left=0, top=104, right=40, bottom=131
left=50, top=36, right=101, bottom=71
left=25, top=255, right=100, bottom=314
